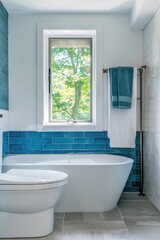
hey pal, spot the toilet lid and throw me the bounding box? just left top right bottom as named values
left=0, top=169, right=68, bottom=185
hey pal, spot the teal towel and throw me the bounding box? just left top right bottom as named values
left=118, top=67, right=133, bottom=109
left=109, top=67, right=134, bottom=109
left=109, top=68, right=118, bottom=108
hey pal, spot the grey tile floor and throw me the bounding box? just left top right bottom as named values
left=6, top=194, right=160, bottom=240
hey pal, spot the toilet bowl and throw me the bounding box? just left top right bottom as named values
left=0, top=169, right=68, bottom=238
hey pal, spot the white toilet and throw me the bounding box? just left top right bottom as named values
left=0, top=168, right=68, bottom=238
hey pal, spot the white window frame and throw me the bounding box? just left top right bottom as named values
left=37, top=25, right=103, bottom=131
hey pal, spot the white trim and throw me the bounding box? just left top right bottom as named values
left=37, top=24, right=103, bottom=131
left=46, top=30, right=96, bottom=124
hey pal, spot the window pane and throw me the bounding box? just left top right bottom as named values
left=49, top=38, right=92, bottom=122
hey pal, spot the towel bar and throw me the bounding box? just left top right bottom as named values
left=103, top=65, right=147, bottom=74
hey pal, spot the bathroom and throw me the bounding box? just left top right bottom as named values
left=0, top=0, right=160, bottom=239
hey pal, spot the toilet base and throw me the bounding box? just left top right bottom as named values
left=0, top=208, right=54, bottom=238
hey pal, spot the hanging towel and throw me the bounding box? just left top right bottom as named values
left=109, top=67, right=134, bottom=109
left=118, top=67, right=133, bottom=108
left=108, top=68, right=137, bottom=148
left=109, top=68, right=118, bottom=108
left=0, top=128, right=2, bottom=173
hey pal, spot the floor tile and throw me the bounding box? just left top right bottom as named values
left=83, top=208, right=122, bottom=222
left=54, top=221, right=131, bottom=240
left=2, top=221, right=130, bottom=240
left=102, top=207, right=123, bottom=221
left=53, top=231, right=130, bottom=240
left=83, top=212, right=102, bottom=222
left=37, top=233, right=55, bottom=240
left=120, top=192, right=148, bottom=201
left=63, top=220, right=127, bottom=231
left=55, top=212, right=65, bottom=218
left=65, top=212, right=83, bottom=221
left=124, top=216, right=160, bottom=240
left=5, top=199, right=160, bottom=240
left=118, top=200, right=160, bottom=217
left=54, top=217, right=64, bottom=232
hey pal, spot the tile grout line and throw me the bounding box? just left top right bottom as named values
left=117, top=205, right=125, bottom=222
left=62, top=213, right=65, bottom=231
left=119, top=199, right=148, bottom=202
left=119, top=215, right=160, bottom=218
left=117, top=206, right=133, bottom=240
left=54, top=213, right=65, bottom=232
left=63, top=212, right=66, bottom=225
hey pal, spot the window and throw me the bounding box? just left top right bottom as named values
left=37, top=27, right=103, bottom=131
left=49, top=38, right=92, bottom=123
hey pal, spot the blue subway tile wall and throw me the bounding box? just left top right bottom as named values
left=3, top=131, right=9, bottom=157
left=0, top=2, right=8, bottom=110
left=3, top=131, right=140, bottom=192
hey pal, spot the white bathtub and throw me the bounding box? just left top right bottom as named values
left=3, top=154, right=133, bottom=212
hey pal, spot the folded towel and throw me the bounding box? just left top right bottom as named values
left=108, top=68, right=137, bottom=148
left=109, top=67, right=134, bottom=109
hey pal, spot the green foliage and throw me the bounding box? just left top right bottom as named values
left=51, top=46, right=91, bottom=121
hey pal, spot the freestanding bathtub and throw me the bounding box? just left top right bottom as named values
left=3, top=154, right=133, bottom=212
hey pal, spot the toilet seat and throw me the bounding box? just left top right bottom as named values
left=0, top=169, right=68, bottom=190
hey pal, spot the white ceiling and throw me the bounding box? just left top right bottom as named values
left=1, top=0, right=160, bottom=30
left=1, top=0, right=135, bottom=14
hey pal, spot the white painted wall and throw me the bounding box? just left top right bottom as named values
left=143, top=8, right=160, bottom=211
left=0, top=110, right=9, bottom=131
left=9, top=13, right=142, bottom=131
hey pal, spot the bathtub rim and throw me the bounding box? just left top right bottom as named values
left=3, top=154, right=134, bottom=166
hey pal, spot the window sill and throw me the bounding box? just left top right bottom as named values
left=37, top=122, right=102, bottom=132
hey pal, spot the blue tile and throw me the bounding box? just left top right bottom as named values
left=3, top=135, right=8, bottom=142
left=52, top=138, right=74, bottom=143
left=63, top=132, right=85, bottom=138
left=1, top=3, right=8, bottom=17
left=3, top=145, right=8, bottom=150
left=74, top=138, right=94, bottom=144
left=51, top=150, right=69, bottom=154
left=32, top=137, right=52, bottom=144
left=3, top=141, right=8, bottom=148
left=94, top=138, right=109, bottom=144
left=65, top=144, right=85, bottom=150
left=2, top=131, right=9, bottom=157
left=85, top=144, right=107, bottom=150
left=43, top=144, right=64, bottom=150
left=23, top=131, right=42, bottom=138
left=3, top=131, right=8, bottom=138
left=9, top=131, right=23, bottom=137
left=22, top=137, right=32, bottom=144
left=94, top=150, right=108, bottom=153
left=23, top=143, right=42, bottom=151
left=9, top=137, right=23, bottom=144
left=85, top=131, right=107, bottom=138
left=42, top=132, right=64, bottom=137
left=9, top=150, right=25, bottom=154
left=0, top=2, right=8, bottom=110
left=10, top=144, right=23, bottom=150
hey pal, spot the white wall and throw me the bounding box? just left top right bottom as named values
left=0, top=110, right=9, bottom=132
left=9, top=13, right=142, bottom=131
left=143, top=8, right=160, bottom=210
